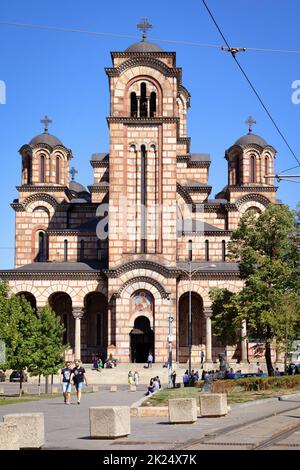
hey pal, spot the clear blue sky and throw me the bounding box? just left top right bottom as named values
left=0, top=0, right=299, bottom=268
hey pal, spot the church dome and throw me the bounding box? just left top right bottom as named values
left=69, top=180, right=87, bottom=194
left=126, top=40, right=163, bottom=53
left=29, top=132, right=63, bottom=147
left=234, top=133, right=268, bottom=148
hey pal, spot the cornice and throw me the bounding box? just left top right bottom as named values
left=88, top=184, right=109, bottom=193
left=90, top=161, right=109, bottom=168
left=182, top=230, right=232, bottom=237
left=176, top=155, right=210, bottom=168
left=228, top=185, right=278, bottom=193
left=111, top=51, right=176, bottom=59
left=107, top=116, right=179, bottom=125
left=185, top=185, right=212, bottom=194
left=0, top=271, right=105, bottom=281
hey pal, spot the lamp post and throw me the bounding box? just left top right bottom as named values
left=167, top=313, right=174, bottom=388
left=179, top=261, right=216, bottom=375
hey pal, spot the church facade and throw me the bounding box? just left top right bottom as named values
left=0, top=32, right=279, bottom=365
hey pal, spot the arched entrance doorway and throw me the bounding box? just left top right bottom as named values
left=178, top=292, right=204, bottom=363
left=49, top=292, right=74, bottom=348
left=16, top=292, right=37, bottom=311
left=84, top=293, right=108, bottom=361
left=130, top=291, right=154, bottom=363
left=130, top=316, right=154, bottom=363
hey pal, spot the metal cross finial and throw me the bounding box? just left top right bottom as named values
left=70, top=166, right=78, bottom=181
left=40, top=115, right=52, bottom=133
left=245, top=116, right=256, bottom=134
left=137, top=18, right=152, bottom=41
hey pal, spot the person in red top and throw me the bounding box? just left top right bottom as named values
left=70, top=360, right=88, bottom=404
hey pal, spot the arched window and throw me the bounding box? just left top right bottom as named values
left=222, top=240, right=226, bottom=262
left=40, top=155, right=45, bottom=183
left=141, top=145, right=147, bottom=253
left=188, top=240, right=192, bottom=262
left=96, top=240, right=101, bottom=260
left=235, top=156, right=240, bottom=184
left=150, top=92, right=157, bottom=117
left=64, top=239, right=68, bottom=262
left=140, top=82, right=148, bottom=117
left=265, top=157, right=268, bottom=178
left=37, top=231, right=47, bottom=262
left=26, top=156, right=32, bottom=184
left=80, top=240, right=85, bottom=261
left=250, top=156, right=256, bottom=183
left=130, top=92, right=137, bottom=117
left=56, top=157, right=60, bottom=184
left=205, top=240, right=210, bottom=262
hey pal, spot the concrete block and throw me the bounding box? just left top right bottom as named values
left=0, top=423, right=19, bottom=450
left=129, top=385, right=137, bottom=392
left=168, top=398, right=197, bottom=423
left=0, top=387, right=4, bottom=396
left=89, top=406, right=130, bottom=439
left=51, top=385, right=60, bottom=393
left=3, top=413, right=45, bottom=449
left=199, top=393, right=228, bottom=417
left=110, top=385, right=117, bottom=392
left=92, top=385, right=99, bottom=392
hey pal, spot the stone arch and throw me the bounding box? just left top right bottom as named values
left=236, top=194, right=271, bottom=214
left=129, top=290, right=155, bottom=362
left=15, top=291, right=37, bottom=310
left=49, top=292, right=74, bottom=348
left=24, top=194, right=58, bottom=212
left=116, top=57, right=175, bottom=77
left=177, top=282, right=211, bottom=307
left=117, top=276, right=169, bottom=300
left=125, top=75, right=163, bottom=116
left=83, top=292, right=108, bottom=356
left=177, top=182, right=195, bottom=208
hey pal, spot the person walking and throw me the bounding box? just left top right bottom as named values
left=200, top=350, right=205, bottom=368
left=147, top=352, right=153, bottom=368
left=61, top=361, right=72, bottom=405
left=128, top=370, right=134, bottom=385
left=134, top=370, right=139, bottom=386
left=70, top=360, right=88, bottom=404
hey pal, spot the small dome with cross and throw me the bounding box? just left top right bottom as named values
left=29, top=115, right=63, bottom=147
left=126, top=18, right=163, bottom=52
left=234, top=116, right=268, bottom=148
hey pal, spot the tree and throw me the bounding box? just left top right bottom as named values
left=0, top=290, right=39, bottom=395
left=28, top=305, right=66, bottom=394
left=210, top=204, right=300, bottom=376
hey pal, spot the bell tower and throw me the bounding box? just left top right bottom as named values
left=106, top=20, right=190, bottom=268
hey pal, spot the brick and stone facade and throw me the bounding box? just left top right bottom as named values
left=0, top=36, right=279, bottom=365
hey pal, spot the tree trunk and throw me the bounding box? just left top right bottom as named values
left=38, top=374, right=41, bottom=396
left=19, top=370, right=23, bottom=398
left=265, top=342, right=274, bottom=376
left=45, top=375, right=49, bottom=394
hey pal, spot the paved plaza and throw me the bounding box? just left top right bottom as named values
left=0, top=386, right=300, bottom=450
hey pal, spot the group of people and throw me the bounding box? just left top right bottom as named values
left=128, top=370, right=139, bottom=386
left=61, top=360, right=88, bottom=405
left=91, top=353, right=117, bottom=371
left=182, top=370, right=200, bottom=387
left=144, top=376, right=161, bottom=395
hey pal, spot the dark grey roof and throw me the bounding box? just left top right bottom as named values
left=69, top=198, right=89, bottom=204
left=234, top=133, right=268, bottom=148
left=181, top=220, right=228, bottom=233
left=177, top=261, right=239, bottom=272
left=69, top=181, right=88, bottom=194
left=91, top=153, right=109, bottom=162
left=29, top=132, right=63, bottom=147
left=190, top=153, right=211, bottom=162
left=185, top=180, right=209, bottom=188
left=12, top=262, right=104, bottom=272
left=206, top=199, right=228, bottom=204
left=126, top=40, right=163, bottom=52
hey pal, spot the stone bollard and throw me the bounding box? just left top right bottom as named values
left=89, top=406, right=131, bottom=439
left=0, top=423, right=19, bottom=450
left=92, top=385, right=99, bottom=393
left=199, top=393, right=228, bottom=417
left=3, top=413, right=45, bottom=449
left=0, top=387, right=4, bottom=396
left=129, top=385, right=137, bottom=392
left=51, top=385, right=60, bottom=394
left=110, top=385, right=118, bottom=392
left=168, top=398, right=197, bottom=424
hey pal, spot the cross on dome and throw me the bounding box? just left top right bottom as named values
left=245, top=116, right=256, bottom=134
left=137, top=18, right=152, bottom=41
left=40, top=115, right=52, bottom=133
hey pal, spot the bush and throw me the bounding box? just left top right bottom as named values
left=211, top=375, right=300, bottom=394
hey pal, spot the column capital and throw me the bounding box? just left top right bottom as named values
left=203, top=307, right=212, bottom=318
left=72, top=307, right=84, bottom=319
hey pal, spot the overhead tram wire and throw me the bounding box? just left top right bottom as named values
left=2, top=21, right=300, bottom=55
left=201, top=0, right=300, bottom=174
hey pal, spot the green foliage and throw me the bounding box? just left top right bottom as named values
left=28, top=305, right=66, bottom=377
left=210, top=204, right=300, bottom=374
left=211, top=375, right=300, bottom=393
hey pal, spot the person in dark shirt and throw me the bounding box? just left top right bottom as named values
left=70, top=360, right=88, bottom=404
left=61, top=361, right=72, bottom=404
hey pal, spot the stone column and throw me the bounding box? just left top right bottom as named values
left=241, top=319, right=248, bottom=362
left=204, top=308, right=212, bottom=362
left=72, top=308, right=84, bottom=361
